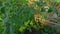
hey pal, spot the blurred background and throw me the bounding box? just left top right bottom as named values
left=0, top=0, right=60, bottom=34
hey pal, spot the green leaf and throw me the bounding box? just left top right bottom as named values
left=20, top=0, right=27, bottom=5
left=19, top=26, right=26, bottom=32
left=2, top=16, right=9, bottom=24
left=30, top=20, right=33, bottom=26
left=4, top=24, right=10, bottom=34
left=0, top=17, right=2, bottom=20
left=10, top=24, right=14, bottom=34
left=35, top=1, right=46, bottom=7
left=51, top=0, right=60, bottom=2
left=1, top=7, right=5, bottom=13
left=24, top=20, right=30, bottom=26
left=48, top=6, right=54, bottom=13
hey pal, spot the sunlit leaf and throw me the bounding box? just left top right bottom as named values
left=19, top=26, right=26, bottom=32
left=51, top=0, right=60, bottom=2
left=24, top=20, right=30, bottom=26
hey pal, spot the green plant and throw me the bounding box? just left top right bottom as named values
left=0, top=0, right=60, bottom=34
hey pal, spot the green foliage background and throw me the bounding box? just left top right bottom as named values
left=0, top=0, right=60, bottom=34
